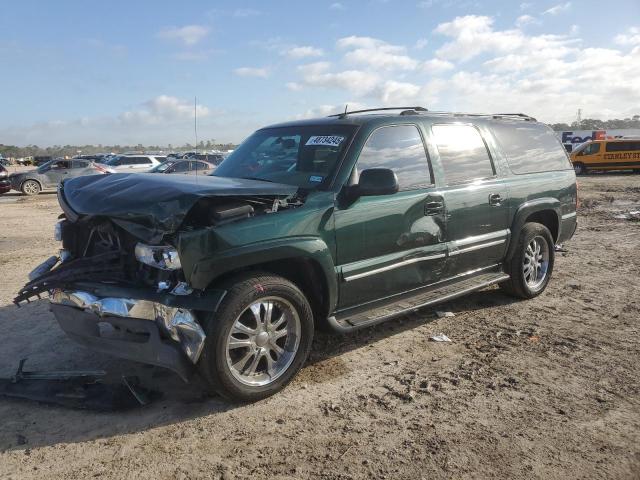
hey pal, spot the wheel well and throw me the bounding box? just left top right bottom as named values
left=525, top=210, right=559, bottom=241
left=212, top=257, right=330, bottom=328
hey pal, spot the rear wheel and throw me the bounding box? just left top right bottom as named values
left=500, top=222, right=555, bottom=299
left=573, top=162, right=586, bottom=175
left=21, top=180, right=41, bottom=196
left=198, top=273, right=314, bottom=402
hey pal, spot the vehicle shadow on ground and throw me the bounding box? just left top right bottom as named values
left=0, top=288, right=520, bottom=451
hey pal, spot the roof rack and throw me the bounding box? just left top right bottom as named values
left=326, top=107, right=537, bottom=122
left=424, top=111, right=537, bottom=122
left=328, top=106, right=428, bottom=119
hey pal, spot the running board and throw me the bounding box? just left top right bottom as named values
left=327, top=271, right=509, bottom=333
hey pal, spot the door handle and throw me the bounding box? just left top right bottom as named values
left=489, top=193, right=502, bottom=206
left=424, top=197, right=445, bottom=216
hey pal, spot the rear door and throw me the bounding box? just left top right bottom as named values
left=334, top=124, right=448, bottom=310
left=428, top=123, right=509, bottom=277
left=70, top=160, right=92, bottom=179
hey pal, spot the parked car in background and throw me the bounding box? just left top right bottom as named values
left=186, top=152, right=225, bottom=165
left=101, top=154, right=162, bottom=172
left=149, top=159, right=216, bottom=175
left=0, top=164, right=11, bottom=194
left=570, top=138, right=640, bottom=174
left=8, top=158, right=113, bottom=195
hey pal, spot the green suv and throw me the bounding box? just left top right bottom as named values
left=16, top=107, right=577, bottom=401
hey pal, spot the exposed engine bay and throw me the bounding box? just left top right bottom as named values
left=15, top=192, right=304, bottom=306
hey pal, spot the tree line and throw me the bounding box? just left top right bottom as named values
left=548, top=116, right=640, bottom=131
left=0, top=140, right=237, bottom=159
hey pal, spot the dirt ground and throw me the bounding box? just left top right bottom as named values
left=0, top=174, right=639, bottom=480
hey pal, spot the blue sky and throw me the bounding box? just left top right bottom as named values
left=1, top=0, right=639, bottom=146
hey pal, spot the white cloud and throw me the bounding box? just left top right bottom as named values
left=0, top=96, right=220, bottom=146
left=516, top=14, right=537, bottom=27
left=234, top=67, right=270, bottom=78
left=286, top=82, right=303, bottom=91
left=614, top=27, right=640, bottom=46
left=337, top=35, right=418, bottom=70
left=290, top=18, right=640, bottom=125
left=422, top=58, right=455, bottom=74
left=233, top=8, right=261, bottom=17
left=157, top=25, right=210, bottom=46
left=283, top=45, right=324, bottom=59
left=297, top=61, right=380, bottom=95
left=415, top=38, right=429, bottom=50
left=543, top=2, right=571, bottom=15
left=434, top=15, right=526, bottom=61
left=120, top=95, right=210, bottom=125
left=329, top=2, right=345, bottom=10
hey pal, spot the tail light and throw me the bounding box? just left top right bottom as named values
left=575, top=181, right=580, bottom=209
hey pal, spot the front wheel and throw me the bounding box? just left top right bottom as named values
left=573, top=162, right=586, bottom=175
left=21, top=180, right=41, bottom=195
left=198, top=273, right=314, bottom=402
left=500, top=222, right=555, bottom=299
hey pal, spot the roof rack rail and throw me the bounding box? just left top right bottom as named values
left=328, top=106, right=428, bottom=119
left=425, top=111, right=537, bottom=122
left=492, top=113, right=537, bottom=121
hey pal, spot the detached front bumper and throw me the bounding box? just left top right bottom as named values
left=50, top=289, right=218, bottom=381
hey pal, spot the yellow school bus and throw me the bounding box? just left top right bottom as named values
left=570, top=138, right=640, bottom=174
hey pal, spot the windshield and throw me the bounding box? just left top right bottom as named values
left=214, top=125, right=357, bottom=188
left=36, top=160, right=54, bottom=172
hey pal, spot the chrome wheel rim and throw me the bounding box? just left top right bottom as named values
left=23, top=181, right=39, bottom=194
left=225, top=296, right=301, bottom=387
left=523, top=235, right=550, bottom=289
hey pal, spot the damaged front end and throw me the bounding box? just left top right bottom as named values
left=15, top=173, right=301, bottom=380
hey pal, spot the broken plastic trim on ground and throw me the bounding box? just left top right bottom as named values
left=0, top=358, right=159, bottom=411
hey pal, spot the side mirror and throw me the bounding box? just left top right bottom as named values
left=356, top=168, right=399, bottom=197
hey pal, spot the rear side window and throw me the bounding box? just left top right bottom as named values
left=172, top=161, right=190, bottom=173
left=431, top=124, right=494, bottom=185
left=357, top=124, right=431, bottom=189
left=606, top=141, right=640, bottom=152
left=490, top=122, right=570, bottom=174
left=72, top=161, right=89, bottom=168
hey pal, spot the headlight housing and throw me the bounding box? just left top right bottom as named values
left=134, top=243, right=182, bottom=270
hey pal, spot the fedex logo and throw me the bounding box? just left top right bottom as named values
left=561, top=130, right=624, bottom=144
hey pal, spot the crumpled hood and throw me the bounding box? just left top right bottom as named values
left=61, top=173, right=298, bottom=242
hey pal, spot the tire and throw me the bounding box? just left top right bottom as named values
left=21, top=179, right=41, bottom=196
left=573, top=162, right=586, bottom=175
left=500, top=222, right=555, bottom=299
left=197, top=273, right=314, bottom=402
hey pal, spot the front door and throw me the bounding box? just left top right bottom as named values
left=334, top=124, right=448, bottom=311
left=43, top=160, right=72, bottom=187
left=428, top=123, right=510, bottom=277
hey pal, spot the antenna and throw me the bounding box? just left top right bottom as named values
left=194, top=96, right=199, bottom=181
left=194, top=96, right=199, bottom=154
left=344, top=104, right=348, bottom=116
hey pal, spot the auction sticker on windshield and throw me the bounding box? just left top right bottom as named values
left=305, top=136, right=345, bottom=147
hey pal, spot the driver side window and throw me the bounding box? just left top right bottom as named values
left=356, top=125, right=432, bottom=190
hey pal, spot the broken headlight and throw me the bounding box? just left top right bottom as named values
left=134, top=243, right=182, bottom=270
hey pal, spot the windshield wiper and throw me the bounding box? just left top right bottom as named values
left=240, top=176, right=274, bottom=183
